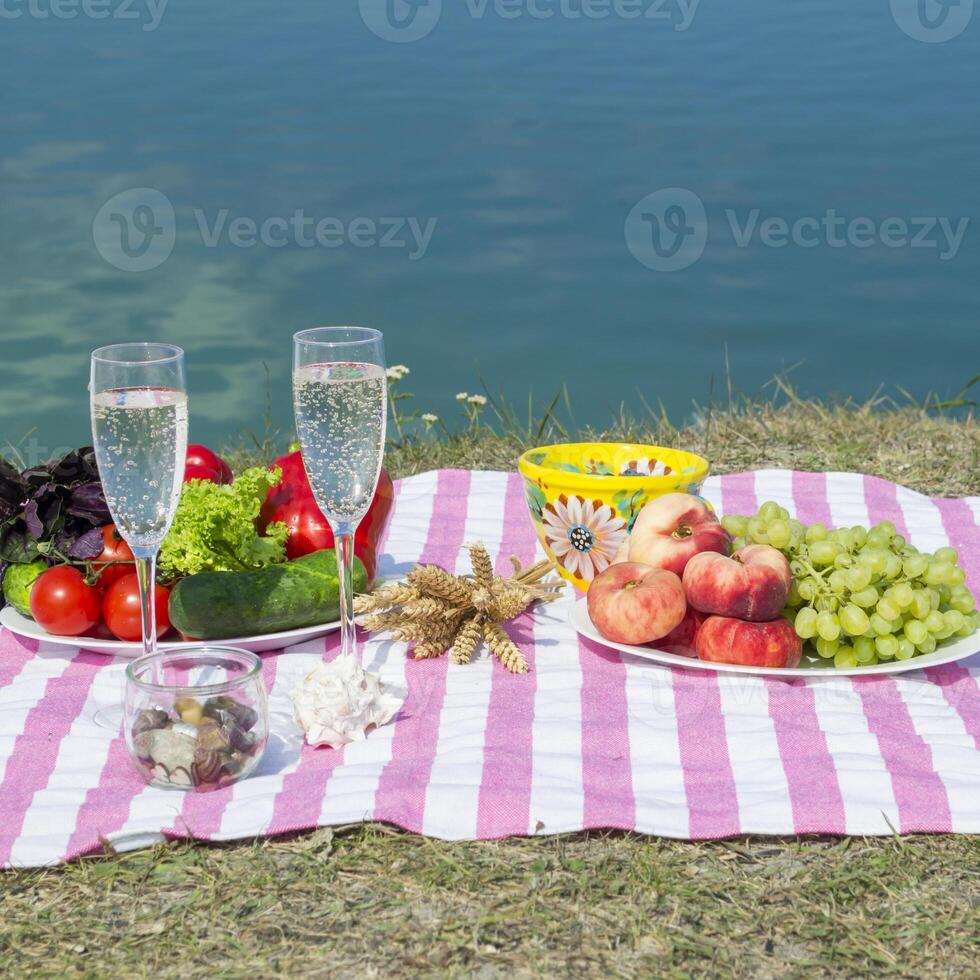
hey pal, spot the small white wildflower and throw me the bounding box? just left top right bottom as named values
left=467, top=394, right=488, bottom=407
left=455, top=392, right=469, bottom=402
left=422, top=413, right=439, bottom=423
left=386, top=365, right=410, bottom=381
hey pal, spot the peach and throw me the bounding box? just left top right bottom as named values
left=682, top=544, right=792, bottom=622
left=627, top=493, right=730, bottom=577
left=655, top=606, right=707, bottom=658
left=696, top=615, right=802, bottom=668
left=587, top=562, right=687, bottom=646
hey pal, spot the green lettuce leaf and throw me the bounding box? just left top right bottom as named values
left=159, top=467, right=289, bottom=579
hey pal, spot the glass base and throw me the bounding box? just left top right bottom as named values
left=93, top=704, right=124, bottom=733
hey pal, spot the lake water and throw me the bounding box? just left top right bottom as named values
left=1, top=1, right=978, bottom=457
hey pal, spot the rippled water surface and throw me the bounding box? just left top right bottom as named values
left=1, top=2, right=978, bottom=452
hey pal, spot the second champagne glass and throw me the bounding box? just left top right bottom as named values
left=90, top=344, right=188, bottom=681
left=292, top=327, right=387, bottom=661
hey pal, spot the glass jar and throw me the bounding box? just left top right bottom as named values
left=124, top=647, right=269, bottom=791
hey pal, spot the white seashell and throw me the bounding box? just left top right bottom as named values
left=144, top=728, right=197, bottom=777
left=170, top=722, right=200, bottom=741
left=291, top=655, right=405, bottom=749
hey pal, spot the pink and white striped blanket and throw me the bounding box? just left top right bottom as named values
left=1, top=469, right=978, bottom=868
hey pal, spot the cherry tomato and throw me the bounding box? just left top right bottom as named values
left=30, top=566, right=102, bottom=637
left=102, top=573, right=172, bottom=643
left=186, top=444, right=233, bottom=484
left=184, top=462, right=222, bottom=484
left=93, top=524, right=135, bottom=590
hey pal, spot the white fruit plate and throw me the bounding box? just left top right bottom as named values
left=569, top=602, right=980, bottom=678
left=0, top=606, right=340, bottom=658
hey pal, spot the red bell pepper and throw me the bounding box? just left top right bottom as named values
left=258, top=450, right=394, bottom=584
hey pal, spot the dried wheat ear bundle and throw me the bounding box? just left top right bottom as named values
left=354, top=544, right=565, bottom=674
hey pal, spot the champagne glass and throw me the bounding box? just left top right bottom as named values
left=90, top=344, right=188, bottom=726
left=293, top=327, right=387, bottom=661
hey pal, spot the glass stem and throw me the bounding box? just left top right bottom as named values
left=133, top=552, right=158, bottom=660
left=334, top=524, right=357, bottom=660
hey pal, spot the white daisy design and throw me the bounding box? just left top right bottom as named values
left=620, top=457, right=673, bottom=477
left=542, top=494, right=628, bottom=582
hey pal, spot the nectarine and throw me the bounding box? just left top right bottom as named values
left=682, top=544, right=792, bottom=622
left=696, top=615, right=802, bottom=668
left=627, top=493, right=730, bottom=577
left=587, top=562, right=687, bottom=646
left=656, top=606, right=707, bottom=658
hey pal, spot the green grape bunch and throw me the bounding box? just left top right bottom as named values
left=720, top=502, right=979, bottom=669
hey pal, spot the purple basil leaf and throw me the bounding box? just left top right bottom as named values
left=31, top=481, right=57, bottom=502
left=22, top=467, right=52, bottom=487
left=40, top=496, right=64, bottom=537
left=78, top=447, right=100, bottom=482
left=0, top=459, right=26, bottom=522
left=24, top=499, right=44, bottom=540
left=48, top=448, right=93, bottom=483
left=67, top=482, right=112, bottom=524
left=0, top=527, right=40, bottom=564
left=68, top=526, right=105, bottom=560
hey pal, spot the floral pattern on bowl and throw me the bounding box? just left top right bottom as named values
left=517, top=442, right=710, bottom=589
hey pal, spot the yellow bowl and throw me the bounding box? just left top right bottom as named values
left=517, top=442, right=711, bottom=590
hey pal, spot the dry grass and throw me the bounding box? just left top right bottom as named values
left=3, top=397, right=980, bottom=979
left=3, top=829, right=979, bottom=978
left=382, top=396, right=980, bottom=498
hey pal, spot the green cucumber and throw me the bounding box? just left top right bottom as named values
left=168, top=550, right=367, bottom=640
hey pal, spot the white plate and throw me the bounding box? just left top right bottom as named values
left=569, top=601, right=980, bottom=678
left=0, top=606, right=340, bottom=658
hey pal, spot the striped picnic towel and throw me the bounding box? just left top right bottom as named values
left=1, top=469, right=978, bottom=868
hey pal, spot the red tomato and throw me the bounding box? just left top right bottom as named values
left=186, top=444, right=233, bottom=484
left=184, top=462, right=222, bottom=484
left=102, top=573, right=171, bottom=642
left=30, top=566, right=102, bottom=637
left=93, top=524, right=135, bottom=590
left=258, top=451, right=394, bottom=582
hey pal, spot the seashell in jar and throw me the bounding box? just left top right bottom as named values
left=132, top=707, right=169, bottom=737
left=216, top=750, right=247, bottom=785
left=134, top=730, right=155, bottom=760
left=167, top=766, right=194, bottom=788
left=204, top=695, right=258, bottom=733
left=227, top=724, right=257, bottom=755
left=170, top=721, right=200, bottom=741
left=195, top=718, right=232, bottom=753
left=174, top=696, right=205, bottom=726
left=192, top=747, right=226, bottom=786
left=143, top=727, right=197, bottom=783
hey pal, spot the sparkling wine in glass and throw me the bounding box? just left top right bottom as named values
left=293, top=327, right=386, bottom=661
left=91, top=344, right=188, bottom=725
